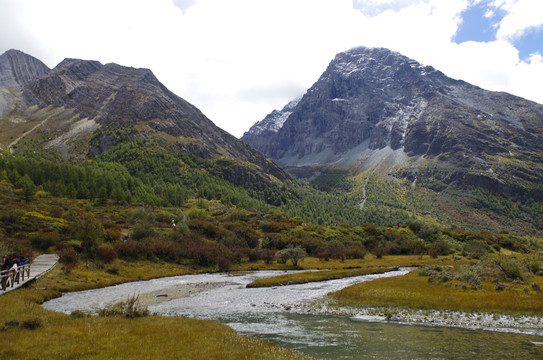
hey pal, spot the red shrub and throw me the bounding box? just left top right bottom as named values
left=58, top=246, right=80, bottom=266
left=317, top=249, right=331, bottom=262
left=260, top=221, right=296, bottom=233
left=260, top=249, right=276, bottom=264
left=95, top=247, right=118, bottom=263
left=217, top=257, right=231, bottom=272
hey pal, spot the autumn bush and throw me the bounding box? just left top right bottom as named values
left=247, top=249, right=261, bottom=262
left=371, top=246, right=388, bottom=259
left=104, top=226, right=122, bottom=242
left=217, top=257, right=231, bottom=272
left=58, top=245, right=80, bottom=266
left=345, top=246, right=367, bottom=259
left=260, top=220, right=295, bottom=233
left=95, top=246, right=118, bottom=264
left=260, top=248, right=275, bottom=264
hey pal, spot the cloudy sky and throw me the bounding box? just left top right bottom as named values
left=1, top=0, right=542, bottom=137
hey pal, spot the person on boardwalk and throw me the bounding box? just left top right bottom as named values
left=1, top=255, right=14, bottom=290
left=1, top=255, right=12, bottom=271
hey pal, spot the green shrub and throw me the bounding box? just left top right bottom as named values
left=417, top=265, right=443, bottom=276
left=29, top=232, right=59, bottom=251
left=491, top=255, right=526, bottom=281
left=276, top=246, right=307, bottom=266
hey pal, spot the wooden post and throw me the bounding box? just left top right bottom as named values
left=0, top=269, right=7, bottom=290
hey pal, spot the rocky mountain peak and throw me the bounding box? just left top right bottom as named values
left=0, top=49, right=50, bottom=87
left=243, top=46, right=543, bottom=198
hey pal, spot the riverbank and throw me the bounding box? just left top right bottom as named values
left=39, top=258, right=543, bottom=336
left=88, top=267, right=543, bottom=336
left=296, top=301, right=543, bottom=336
left=317, top=264, right=543, bottom=335
left=0, top=260, right=314, bottom=360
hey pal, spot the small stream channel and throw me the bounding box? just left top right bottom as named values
left=42, top=269, right=543, bottom=359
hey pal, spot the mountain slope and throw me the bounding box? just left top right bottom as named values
left=0, top=50, right=297, bottom=211
left=243, top=47, right=543, bottom=233
left=0, top=51, right=289, bottom=187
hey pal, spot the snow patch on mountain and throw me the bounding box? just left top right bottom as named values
left=244, top=96, right=301, bottom=136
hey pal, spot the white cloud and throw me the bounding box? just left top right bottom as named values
left=494, top=0, right=543, bottom=40
left=0, top=0, right=542, bottom=137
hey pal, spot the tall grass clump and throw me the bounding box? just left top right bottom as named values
left=99, top=293, right=150, bottom=318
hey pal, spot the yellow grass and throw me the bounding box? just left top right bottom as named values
left=332, top=271, right=543, bottom=315
left=233, top=255, right=474, bottom=272
left=0, top=260, right=313, bottom=360
left=0, top=290, right=311, bottom=360
left=0, top=255, right=488, bottom=359
left=36, top=259, right=196, bottom=292
left=246, top=267, right=395, bottom=288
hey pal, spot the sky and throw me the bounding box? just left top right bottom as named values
left=1, top=0, right=542, bottom=138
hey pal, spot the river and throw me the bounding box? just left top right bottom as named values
left=42, top=269, right=543, bottom=359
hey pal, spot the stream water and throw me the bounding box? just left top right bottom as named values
left=42, top=269, right=543, bottom=359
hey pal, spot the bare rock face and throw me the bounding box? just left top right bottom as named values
left=242, top=97, right=301, bottom=153
left=243, top=47, right=543, bottom=197
left=0, top=49, right=50, bottom=87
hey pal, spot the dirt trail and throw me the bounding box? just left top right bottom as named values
left=9, top=117, right=49, bottom=153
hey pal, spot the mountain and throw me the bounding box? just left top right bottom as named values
left=0, top=49, right=50, bottom=88
left=0, top=50, right=290, bottom=207
left=242, top=97, right=301, bottom=152
left=243, top=46, right=543, bottom=233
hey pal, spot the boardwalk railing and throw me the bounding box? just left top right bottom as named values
left=0, top=264, right=31, bottom=291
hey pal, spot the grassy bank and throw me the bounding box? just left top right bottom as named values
left=34, top=259, right=196, bottom=293
left=233, top=254, right=474, bottom=272
left=331, top=270, right=543, bottom=315
left=246, top=267, right=396, bottom=288
left=0, top=260, right=312, bottom=360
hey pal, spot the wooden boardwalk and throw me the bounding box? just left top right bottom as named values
left=0, top=254, right=59, bottom=295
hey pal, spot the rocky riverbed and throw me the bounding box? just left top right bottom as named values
left=291, top=301, right=543, bottom=336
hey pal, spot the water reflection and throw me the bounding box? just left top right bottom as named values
left=231, top=313, right=543, bottom=360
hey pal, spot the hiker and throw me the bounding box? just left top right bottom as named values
left=11, top=256, right=20, bottom=282
left=1, top=255, right=14, bottom=289
left=1, top=255, right=12, bottom=271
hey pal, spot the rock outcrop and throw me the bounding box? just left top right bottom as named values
left=0, top=49, right=50, bottom=87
